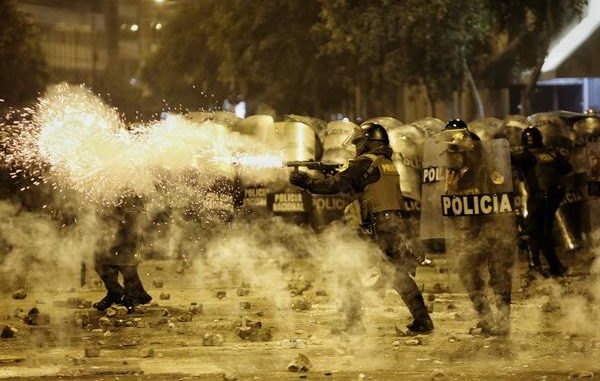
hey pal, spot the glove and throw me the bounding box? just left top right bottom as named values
left=289, top=171, right=311, bottom=189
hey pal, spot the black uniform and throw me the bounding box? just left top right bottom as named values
left=512, top=147, right=572, bottom=276
left=94, top=196, right=152, bottom=312
left=291, top=144, right=433, bottom=332
left=445, top=134, right=515, bottom=336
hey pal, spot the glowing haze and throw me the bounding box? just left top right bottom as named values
left=1, top=84, right=285, bottom=203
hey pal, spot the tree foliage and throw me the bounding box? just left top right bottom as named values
left=141, top=0, right=588, bottom=118
left=0, top=0, right=47, bottom=109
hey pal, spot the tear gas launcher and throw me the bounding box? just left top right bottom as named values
left=285, top=161, right=343, bottom=176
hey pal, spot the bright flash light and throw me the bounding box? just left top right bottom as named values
left=154, top=0, right=165, bottom=3
left=155, top=23, right=163, bottom=30
left=130, top=24, right=139, bottom=32
left=542, top=0, right=600, bottom=73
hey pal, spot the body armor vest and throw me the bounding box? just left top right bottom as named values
left=358, top=153, right=404, bottom=214
left=529, top=148, right=564, bottom=193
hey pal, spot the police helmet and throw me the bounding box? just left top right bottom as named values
left=444, top=119, right=468, bottom=130
left=358, top=122, right=390, bottom=145
left=521, top=126, right=544, bottom=148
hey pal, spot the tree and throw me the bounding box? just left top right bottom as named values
left=141, top=0, right=346, bottom=118
left=0, top=0, right=47, bottom=109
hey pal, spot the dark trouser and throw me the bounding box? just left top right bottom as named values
left=95, top=263, right=151, bottom=304
left=525, top=192, right=565, bottom=273
left=452, top=216, right=515, bottom=328
left=374, top=211, right=429, bottom=322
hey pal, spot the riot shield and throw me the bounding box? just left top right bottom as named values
left=362, top=116, right=403, bottom=130
left=420, top=128, right=514, bottom=240
left=468, top=118, right=505, bottom=141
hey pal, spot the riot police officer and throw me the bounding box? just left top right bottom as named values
left=93, top=195, right=152, bottom=313
left=513, top=126, right=572, bottom=277
left=436, top=119, right=515, bottom=336
left=289, top=122, right=434, bottom=334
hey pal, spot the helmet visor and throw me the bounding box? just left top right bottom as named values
left=342, top=127, right=365, bottom=149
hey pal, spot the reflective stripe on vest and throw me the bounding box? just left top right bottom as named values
left=360, top=153, right=404, bottom=213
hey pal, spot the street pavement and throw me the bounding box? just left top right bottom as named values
left=1, top=251, right=599, bottom=381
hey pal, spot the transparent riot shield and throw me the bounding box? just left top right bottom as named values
left=420, top=128, right=515, bottom=240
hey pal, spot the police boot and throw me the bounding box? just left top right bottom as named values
left=404, top=294, right=434, bottom=334
left=470, top=292, right=495, bottom=335
left=121, top=296, right=136, bottom=314
left=93, top=292, right=122, bottom=311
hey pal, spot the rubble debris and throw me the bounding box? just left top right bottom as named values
left=155, top=265, right=164, bottom=271
left=159, top=292, right=171, bottom=300
left=115, top=306, right=128, bottom=316
left=98, top=317, right=111, bottom=330
left=291, top=298, right=312, bottom=311
left=432, top=283, right=449, bottom=293
left=447, top=303, right=457, bottom=310
left=178, top=313, right=193, bottom=323
left=404, top=338, right=423, bottom=346
left=13, top=308, right=27, bottom=320
left=161, top=308, right=171, bottom=317
left=287, top=353, right=311, bottom=372
left=240, top=281, right=251, bottom=288
left=11, top=289, right=27, bottom=300
left=448, top=336, right=459, bottom=343
left=106, top=307, right=117, bottom=317
left=358, top=374, right=366, bottom=381
left=469, top=327, right=483, bottom=336
left=153, top=279, right=164, bottom=288
left=281, top=339, right=307, bottom=349
left=236, top=288, right=250, bottom=296
left=66, top=297, right=92, bottom=309
left=427, top=294, right=435, bottom=302
left=288, top=276, right=312, bottom=296
left=223, top=372, right=237, bottom=381
left=142, top=348, right=155, bottom=358
left=239, top=302, right=251, bottom=310
left=202, top=332, right=224, bottom=346
left=189, top=303, right=203, bottom=315
left=569, top=371, right=594, bottom=379
left=0, top=356, right=25, bottom=364
left=392, top=340, right=401, bottom=347
left=74, top=311, right=90, bottom=328
left=315, top=290, right=328, bottom=296
left=84, top=347, right=101, bottom=357
left=234, top=317, right=272, bottom=342
left=432, top=369, right=447, bottom=380
left=24, top=307, right=50, bottom=326
left=124, top=321, right=134, bottom=328
left=134, top=318, right=146, bottom=328
left=216, top=291, right=227, bottom=299
left=1, top=325, right=17, bottom=339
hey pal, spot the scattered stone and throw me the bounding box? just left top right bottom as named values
left=281, top=339, right=307, bottom=349
left=385, top=307, right=395, bottom=313
left=161, top=308, right=171, bottom=317
left=84, top=347, right=101, bottom=357
left=569, top=371, right=594, bottom=379
left=159, top=292, right=171, bottom=300
left=237, top=288, right=250, bottom=296
left=216, top=291, right=227, bottom=299
left=98, top=317, right=111, bottom=330
left=431, top=369, right=447, bottom=380
left=0, top=356, right=25, bottom=364
left=256, top=310, right=264, bottom=317
left=24, top=308, right=50, bottom=326
left=134, top=319, right=146, bottom=328
left=448, top=336, right=459, bottom=343
left=324, top=371, right=332, bottom=376
left=315, top=290, right=328, bottom=297
left=178, top=313, right=193, bottom=323
left=113, top=319, right=125, bottom=328
left=106, top=307, right=118, bottom=317
left=223, top=372, right=237, bottom=381
left=239, top=302, right=251, bottom=310
left=75, top=311, right=90, bottom=328
left=202, top=332, right=224, bottom=346
left=240, top=281, right=251, bottom=288
left=291, top=298, right=312, bottom=311
left=392, top=340, right=401, bottom=347
left=234, top=317, right=272, bottom=342
left=1, top=325, right=17, bottom=339
left=432, top=283, right=449, bottom=293
left=189, top=303, right=203, bottom=315
left=469, top=327, right=483, bottom=336
left=142, top=348, right=155, bottom=358
left=404, top=338, right=423, bottom=346
left=427, top=294, right=435, bottom=302
left=12, top=289, right=27, bottom=300
left=153, top=279, right=164, bottom=288
left=155, top=265, right=164, bottom=271
left=13, top=308, right=27, bottom=320
left=358, top=374, right=366, bottom=381
left=447, top=303, right=457, bottom=310
left=288, top=276, right=312, bottom=296
left=124, top=320, right=134, bottom=328
left=287, top=353, right=311, bottom=372
left=115, top=306, right=129, bottom=316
